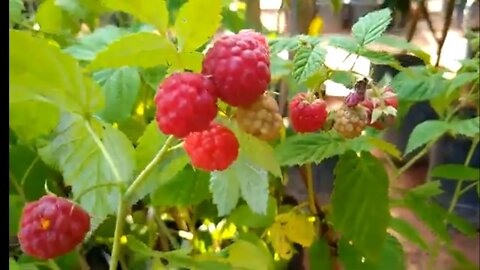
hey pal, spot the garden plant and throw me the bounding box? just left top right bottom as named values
left=9, top=0, right=480, bottom=269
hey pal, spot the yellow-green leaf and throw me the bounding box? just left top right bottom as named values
left=88, top=32, right=177, bottom=70
left=102, top=0, right=168, bottom=33
left=268, top=222, right=294, bottom=260
left=276, top=212, right=316, bottom=247
left=36, top=0, right=79, bottom=34
left=174, top=0, right=222, bottom=52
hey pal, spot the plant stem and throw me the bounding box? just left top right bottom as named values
left=47, top=259, right=61, bottom=270
left=109, top=135, right=176, bottom=270
left=305, top=163, right=317, bottom=215
left=435, top=0, right=455, bottom=67
left=459, top=181, right=478, bottom=196
left=426, top=136, right=479, bottom=270
left=156, top=214, right=180, bottom=249
left=20, top=156, right=39, bottom=186
left=395, top=141, right=435, bottom=177
left=9, top=171, right=26, bottom=203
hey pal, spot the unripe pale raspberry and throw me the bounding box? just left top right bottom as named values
left=235, top=94, right=283, bottom=141
left=155, top=73, right=218, bottom=138
left=183, top=123, right=239, bottom=171
left=18, top=195, right=90, bottom=260
left=202, top=31, right=270, bottom=107
left=289, top=93, right=328, bottom=133
left=333, top=105, right=368, bottom=139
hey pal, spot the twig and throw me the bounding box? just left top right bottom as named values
left=435, top=0, right=456, bottom=67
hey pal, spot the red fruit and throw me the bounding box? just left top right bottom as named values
left=18, top=195, right=90, bottom=260
left=202, top=31, right=270, bottom=107
left=183, top=123, right=239, bottom=171
left=238, top=29, right=268, bottom=49
left=155, top=73, right=218, bottom=138
left=289, top=93, right=328, bottom=133
left=361, top=87, right=398, bottom=130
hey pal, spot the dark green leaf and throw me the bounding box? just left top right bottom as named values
left=103, top=0, right=169, bottom=33
left=10, top=30, right=104, bottom=114
left=37, top=113, right=135, bottom=222
left=405, top=120, right=449, bottom=155
left=292, top=44, right=327, bottom=84
left=134, top=121, right=187, bottom=203
left=391, top=66, right=450, bottom=101
left=388, top=217, right=429, bottom=250
left=174, top=0, right=222, bottom=52
left=376, top=234, right=405, bottom=270
left=309, top=237, right=332, bottom=270
left=338, top=238, right=371, bottom=270
left=88, top=32, right=177, bottom=70
left=151, top=166, right=210, bottom=207
left=93, top=67, right=141, bottom=122
left=229, top=197, right=277, bottom=228
left=332, top=151, right=390, bottom=261
left=445, top=212, right=477, bottom=236
left=448, top=117, right=480, bottom=138
left=431, top=164, right=479, bottom=181
left=9, top=195, right=23, bottom=236
left=63, top=26, right=129, bottom=61
left=141, top=65, right=168, bottom=91
left=408, top=181, right=444, bottom=198
left=374, top=35, right=430, bottom=64
left=351, top=8, right=392, bottom=46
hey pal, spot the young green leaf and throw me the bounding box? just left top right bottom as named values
left=229, top=197, right=277, bottom=228
left=150, top=166, right=210, bottom=207
left=226, top=240, right=270, bottom=270
left=448, top=117, right=480, bottom=138
left=93, top=67, right=141, bottom=123
left=88, top=32, right=177, bottom=70
left=232, top=125, right=282, bottom=178
left=174, top=0, right=222, bottom=52
left=408, top=181, right=444, bottom=198
left=332, top=151, right=390, bottom=261
left=404, top=120, right=449, bottom=155
left=292, top=43, right=327, bottom=85
left=134, top=121, right=188, bottom=203
left=9, top=259, right=20, bottom=270
left=388, top=217, right=429, bottom=250
left=309, top=237, right=332, bottom=270
left=275, top=131, right=368, bottom=166
left=35, top=0, right=79, bottom=34
left=10, top=30, right=104, bottom=114
left=102, top=0, right=169, bottom=34
left=63, top=26, right=129, bottom=61
left=351, top=8, right=392, bottom=46
left=391, top=66, right=450, bottom=101
left=9, top=100, right=60, bottom=143
left=430, top=164, right=479, bottom=181
left=37, top=113, right=135, bottom=222
left=210, top=155, right=269, bottom=216
left=275, top=212, right=316, bottom=247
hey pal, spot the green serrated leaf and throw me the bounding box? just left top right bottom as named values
left=9, top=0, right=24, bottom=25
left=447, top=72, right=478, bottom=94
left=93, top=67, right=141, bottom=122
left=37, top=113, right=135, bottom=222
left=409, top=181, right=444, bottom=198
left=309, top=237, right=332, bottom=270
left=332, top=151, right=390, bottom=261
left=10, top=30, right=104, bottom=114
left=392, top=66, right=450, bottom=101
left=175, top=0, right=222, bottom=52
left=10, top=100, right=60, bottom=142
left=36, top=0, right=79, bottom=34
left=88, top=32, right=177, bottom=70
left=448, top=117, right=480, bottom=138
left=366, top=137, right=401, bottom=159
left=374, top=35, right=430, bottom=64
left=275, top=132, right=350, bottom=166
left=210, top=168, right=241, bottom=216
left=388, top=217, right=429, bottom=250
left=226, top=240, right=270, bottom=270
left=352, top=8, right=392, bottom=46
left=292, top=44, right=327, bottom=84
left=327, top=35, right=359, bottom=53
left=405, top=120, right=449, bottom=155
left=134, top=122, right=187, bottom=203
left=232, top=125, right=282, bottom=178
left=102, top=0, right=168, bottom=33
left=63, top=26, right=129, bottom=61
left=431, top=164, right=479, bottom=181
left=357, top=49, right=402, bottom=70
left=269, top=35, right=323, bottom=55
left=229, top=197, right=277, bottom=228
left=151, top=166, right=210, bottom=207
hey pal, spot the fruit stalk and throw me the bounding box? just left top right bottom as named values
left=109, top=135, right=176, bottom=270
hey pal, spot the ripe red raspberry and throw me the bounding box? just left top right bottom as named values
left=202, top=32, right=270, bottom=107
left=235, top=94, right=283, bottom=141
left=238, top=29, right=268, bottom=50
left=289, top=93, right=328, bottom=133
left=18, top=195, right=90, bottom=260
left=155, top=72, right=218, bottom=138
left=183, top=123, right=239, bottom=171
left=333, top=105, right=368, bottom=138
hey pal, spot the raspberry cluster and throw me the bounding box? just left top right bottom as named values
left=17, top=195, right=90, bottom=260
left=154, top=30, right=273, bottom=171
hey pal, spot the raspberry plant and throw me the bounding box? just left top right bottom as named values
left=9, top=1, right=479, bottom=270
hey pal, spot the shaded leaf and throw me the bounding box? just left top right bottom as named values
left=309, top=237, right=332, bottom=270
left=9, top=195, right=24, bottom=236
left=332, top=151, right=390, bottom=261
